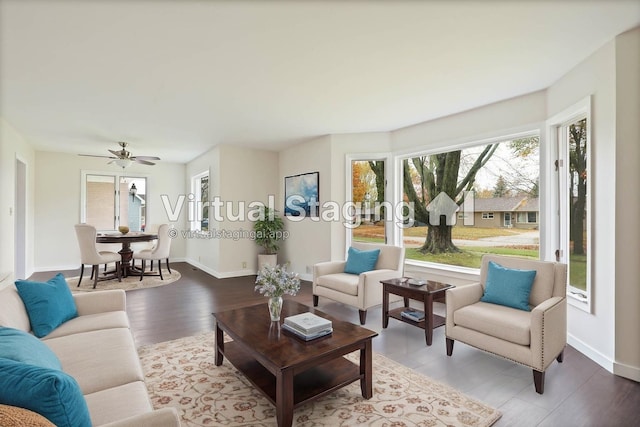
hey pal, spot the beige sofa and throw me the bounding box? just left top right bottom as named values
left=0, top=272, right=181, bottom=426
left=313, top=242, right=405, bottom=324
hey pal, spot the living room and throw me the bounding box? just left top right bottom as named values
left=1, top=1, right=639, bottom=426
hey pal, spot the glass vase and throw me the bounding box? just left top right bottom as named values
left=268, top=296, right=283, bottom=321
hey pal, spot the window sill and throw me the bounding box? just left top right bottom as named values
left=567, top=290, right=591, bottom=313
left=404, top=259, right=480, bottom=285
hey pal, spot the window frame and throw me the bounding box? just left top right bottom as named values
left=190, top=170, right=209, bottom=232
left=546, top=96, right=592, bottom=313
left=81, top=170, right=149, bottom=231
left=345, top=153, right=393, bottom=252
left=391, top=129, right=542, bottom=272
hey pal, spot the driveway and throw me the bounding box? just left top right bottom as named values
left=403, top=230, right=539, bottom=248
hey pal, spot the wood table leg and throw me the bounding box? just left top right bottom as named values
left=360, top=339, right=373, bottom=399
left=382, top=285, right=390, bottom=328
left=215, top=324, right=224, bottom=366
left=276, top=368, right=294, bottom=427
left=424, top=294, right=434, bottom=346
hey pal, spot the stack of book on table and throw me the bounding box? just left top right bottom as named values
left=282, top=312, right=333, bottom=341
left=401, top=307, right=425, bottom=322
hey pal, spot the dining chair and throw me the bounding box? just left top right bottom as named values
left=74, top=224, right=122, bottom=288
left=133, top=224, right=172, bottom=281
left=131, top=223, right=159, bottom=270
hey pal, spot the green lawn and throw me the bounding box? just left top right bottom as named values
left=570, top=253, right=587, bottom=291
left=352, top=225, right=540, bottom=269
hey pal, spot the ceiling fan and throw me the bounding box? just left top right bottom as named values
left=79, top=141, right=161, bottom=168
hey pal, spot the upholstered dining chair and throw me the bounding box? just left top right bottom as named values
left=445, top=254, right=567, bottom=394
left=313, top=242, right=405, bottom=324
left=74, top=224, right=122, bottom=289
left=133, top=224, right=172, bottom=281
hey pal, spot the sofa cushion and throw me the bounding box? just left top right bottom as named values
left=481, top=261, right=536, bottom=311
left=344, top=246, right=380, bottom=275
left=0, top=357, right=91, bottom=427
left=0, top=285, right=31, bottom=332
left=43, top=328, right=145, bottom=395
left=316, top=273, right=360, bottom=296
left=43, top=311, right=130, bottom=340
left=0, top=327, right=61, bottom=370
left=84, top=381, right=153, bottom=426
left=454, top=301, right=532, bottom=346
left=14, top=273, right=78, bottom=338
left=0, top=404, right=56, bottom=427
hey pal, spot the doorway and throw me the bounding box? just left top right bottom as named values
left=15, top=158, right=26, bottom=279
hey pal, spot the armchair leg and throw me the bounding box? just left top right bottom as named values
left=446, top=338, right=454, bottom=356
left=533, top=370, right=545, bottom=394
left=313, top=295, right=319, bottom=307
left=556, top=349, right=565, bottom=363
left=358, top=310, right=367, bottom=325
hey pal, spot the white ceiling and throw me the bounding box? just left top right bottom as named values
left=1, top=1, right=638, bottom=163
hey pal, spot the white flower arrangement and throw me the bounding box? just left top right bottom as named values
left=254, top=264, right=300, bottom=298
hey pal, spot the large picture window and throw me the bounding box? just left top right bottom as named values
left=398, top=134, right=540, bottom=269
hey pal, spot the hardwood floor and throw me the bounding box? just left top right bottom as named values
left=37, top=263, right=640, bottom=426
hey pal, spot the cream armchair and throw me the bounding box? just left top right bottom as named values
left=445, top=254, right=567, bottom=394
left=313, top=242, right=405, bottom=325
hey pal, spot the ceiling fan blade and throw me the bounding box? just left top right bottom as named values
left=78, top=154, right=118, bottom=159
left=131, top=155, right=161, bottom=161
left=109, top=149, right=129, bottom=158
left=134, top=158, right=155, bottom=166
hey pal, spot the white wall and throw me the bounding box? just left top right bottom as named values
left=614, top=27, right=640, bottom=381
left=185, top=145, right=221, bottom=273
left=0, top=119, right=35, bottom=277
left=392, top=91, right=547, bottom=153
left=278, top=136, right=332, bottom=279
left=184, top=144, right=279, bottom=278
left=546, top=38, right=618, bottom=373
left=33, top=151, right=186, bottom=271
left=218, top=145, right=279, bottom=276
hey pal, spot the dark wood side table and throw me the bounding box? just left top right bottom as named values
left=381, top=278, right=454, bottom=346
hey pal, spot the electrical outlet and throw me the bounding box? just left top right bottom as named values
left=242, top=261, right=247, bottom=269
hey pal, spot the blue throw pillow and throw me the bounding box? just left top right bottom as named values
left=344, top=247, right=381, bottom=275
left=15, top=273, right=78, bottom=338
left=0, top=357, right=91, bottom=427
left=481, top=261, right=537, bottom=311
left=0, top=327, right=62, bottom=370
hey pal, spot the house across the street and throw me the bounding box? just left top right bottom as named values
left=460, top=196, right=539, bottom=229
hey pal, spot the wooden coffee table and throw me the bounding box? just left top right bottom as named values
left=212, top=300, right=378, bottom=427
left=381, top=278, right=454, bottom=346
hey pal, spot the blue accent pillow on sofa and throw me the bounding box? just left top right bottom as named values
left=480, top=261, right=537, bottom=311
left=15, top=273, right=78, bottom=338
left=344, top=247, right=381, bottom=275
left=0, top=327, right=62, bottom=370
left=0, top=357, right=92, bottom=427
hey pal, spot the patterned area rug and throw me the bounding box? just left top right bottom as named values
left=138, top=333, right=501, bottom=427
left=66, top=269, right=181, bottom=291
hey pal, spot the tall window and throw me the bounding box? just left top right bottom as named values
left=82, top=172, right=147, bottom=231
left=399, top=135, right=540, bottom=269
left=556, top=113, right=590, bottom=309
left=191, top=171, right=209, bottom=232
left=346, top=156, right=391, bottom=243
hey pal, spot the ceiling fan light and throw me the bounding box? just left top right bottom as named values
left=115, top=158, right=132, bottom=169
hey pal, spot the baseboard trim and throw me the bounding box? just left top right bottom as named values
left=567, top=333, right=614, bottom=373
left=614, top=361, right=640, bottom=382
left=184, top=259, right=255, bottom=279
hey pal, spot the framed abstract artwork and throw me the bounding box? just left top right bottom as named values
left=284, top=172, right=319, bottom=217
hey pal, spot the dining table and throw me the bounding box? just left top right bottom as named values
left=96, top=232, right=158, bottom=277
